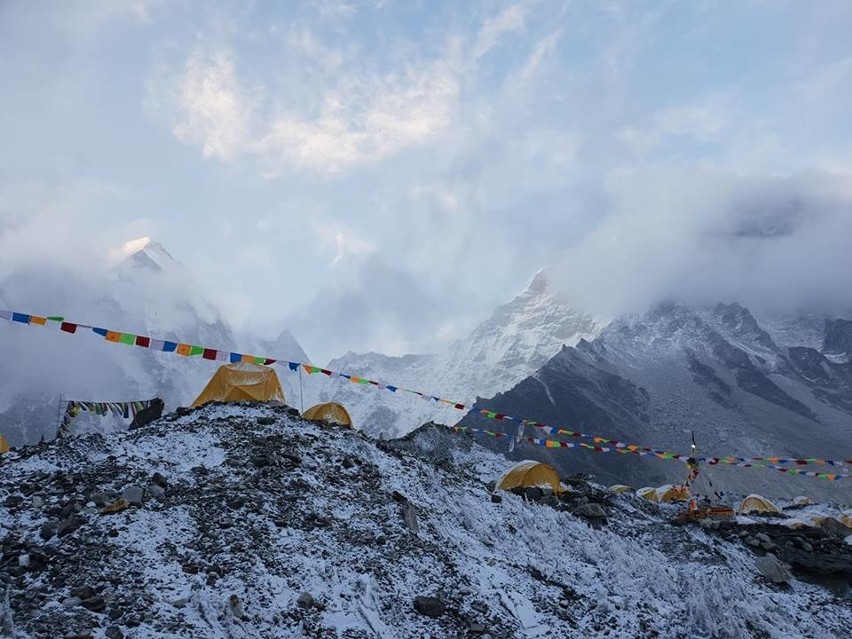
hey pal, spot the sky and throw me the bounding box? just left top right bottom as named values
left=1, top=0, right=852, bottom=363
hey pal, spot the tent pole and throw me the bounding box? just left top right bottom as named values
left=298, top=366, right=304, bottom=414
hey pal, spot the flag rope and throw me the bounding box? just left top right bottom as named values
left=2, top=309, right=849, bottom=479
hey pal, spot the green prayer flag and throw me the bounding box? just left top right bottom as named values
left=47, top=316, right=64, bottom=322
left=119, top=333, right=135, bottom=345
left=253, top=356, right=265, bottom=365
left=190, top=345, right=204, bottom=356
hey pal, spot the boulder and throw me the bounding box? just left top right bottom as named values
left=575, top=503, right=607, bottom=519
left=413, top=596, right=445, bottom=618
left=755, top=553, right=791, bottom=584
left=121, top=486, right=144, bottom=506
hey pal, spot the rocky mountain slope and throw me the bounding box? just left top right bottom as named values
left=461, top=302, right=852, bottom=501
left=0, top=239, right=309, bottom=446
left=310, top=270, right=600, bottom=438
left=0, top=404, right=850, bottom=638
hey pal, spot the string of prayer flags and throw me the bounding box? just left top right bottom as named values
left=4, top=307, right=849, bottom=480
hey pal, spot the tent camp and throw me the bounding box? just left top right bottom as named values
left=656, top=484, right=690, bottom=503
left=496, top=460, right=563, bottom=494
left=302, top=402, right=353, bottom=427
left=637, top=487, right=659, bottom=502
left=737, top=494, right=780, bottom=515
left=0, top=434, right=9, bottom=454
left=192, top=362, right=285, bottom=408
left=608, top=484, right=634, bottom=494
left=638, top=485, right=689, bottom=503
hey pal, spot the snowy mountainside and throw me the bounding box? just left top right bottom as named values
left=461, top=302, right=852, bottom=501
left=0, top=238, right=309, bottom=445
left=0, top=404, right=849, bottom=638
left=316, top=270, right=601, bottom=438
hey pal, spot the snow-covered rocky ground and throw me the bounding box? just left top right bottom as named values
left=0, top=404, right=850, bottom=638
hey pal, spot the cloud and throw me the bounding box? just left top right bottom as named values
left=170, top=47, right=253, bottom=162
left=473, top=3, right=529, bottom=59
left=155, top=32, right=462, bottom=175
left=549, top=169, right=852, bottom=318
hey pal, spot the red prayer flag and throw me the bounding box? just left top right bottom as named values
left=60, top=322, right=77, bottom=334
left=203, top=348, right=217, bottom=360
left=135, top=336, right=151, bottom=348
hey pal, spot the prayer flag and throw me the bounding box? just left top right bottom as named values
left=176, top=343, right=191, bottom=356
left=135, top=336, right=150, bottom=348
left=105, top=331, right=121, bottom=343
left=30, top=316, right=47, bottom=325
left=60, top=322, right=77, bottom=334
left=12, top=313, right=30, bottom=323
left=119, top=334, right=135, bottom=345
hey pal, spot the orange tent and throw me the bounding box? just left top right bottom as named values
left=192, top=362, right=285, bottom=408
left=0, top=434, right=9, bottom=454
left=302, top=402, right=353, bottom=427
left=496, top=460, right=563, bottom=494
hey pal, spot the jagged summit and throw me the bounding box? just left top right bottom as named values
left=115, top=237, right=179, bottom=273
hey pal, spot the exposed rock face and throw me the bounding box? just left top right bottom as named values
left=460, top=302, right=852, bottom=500
left=0, top=404, right=849, bottom=638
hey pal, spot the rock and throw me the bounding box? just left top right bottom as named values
left=62, top=597, right=82, bottom=608
left=470, top=623, right=487, bottom=633
left=818, top=517, right=852, bottom=539
left=4, top=495, right=22, bottom=508
left=80, top=596, right=106, bottom=612
left=756, top=533, right=772, bottom=545
left=402, top=501, right=420, bottom=534
left=105, top=626, right=124, bottom=639
left=31, top=496, right=44, bottom=508
left=755, top=553, right=792, bottom=584
left=575, top=503, right=607, bottom=519
left=391, top=491, right=408, bottom=503
left=151, top=472, right=168, bottom=488
left=228, top=594, right=249, bottom=621
left=524, top=487, right=544, bottom=501
left=18, top=554, right=30, bottom=568
left=413, top=596, right=445, bottom=618
left=296, top=592, right=314, bottom=608
left=490, top=493, right=502, bottom=503
left=148, top=485, right=165, bottom=499
left=40, top=521, right=58, bottom=541
left=745, top=536, right=761, bottom=547
left=57, top=516, right=85, bottom=537
left=257, top=416, right=276, bottom=426
left=70, top=586, right=96, bottom=600
left=342, top=457, right=356, bottom=469
left=121, top=486, right=144, bottom=506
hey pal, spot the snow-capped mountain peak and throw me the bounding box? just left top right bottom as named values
left=113, top=237, right=179, bottom=274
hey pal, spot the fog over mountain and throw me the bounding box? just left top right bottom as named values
left=549, top=171, right=852, bottom=321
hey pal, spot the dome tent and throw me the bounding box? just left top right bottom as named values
left=496, top=460, right=563, bottom=494
left=637, top=487, right=659, bottom=502
left=737, top=494, right=780, bottom=515
left=656, top=484, right=690, bottom=503
left=192, top=362, right=286, bottom=408
left=608, top=484, right=634, bottom=494
left=0, top=434, right=9, bottom=454
left=302, top=402, right=353, bottom=428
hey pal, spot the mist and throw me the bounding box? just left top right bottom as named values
left=548, top=169, right=852, bottom=320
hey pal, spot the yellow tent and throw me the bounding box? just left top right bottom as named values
left=737, top=494, right=780, bottom=515
left=608, top=484, right=634, bottom=494
left=656, top=484, right=690, bottom=503
left=192, top=362, right=285, bottom=408
left=0, top=434, right=9, bottom=454
left=637, top=487, right=659, bottom=502
left=302, top=402, right=353, bottom=427
left=496, top=460, right=563, bottom=494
